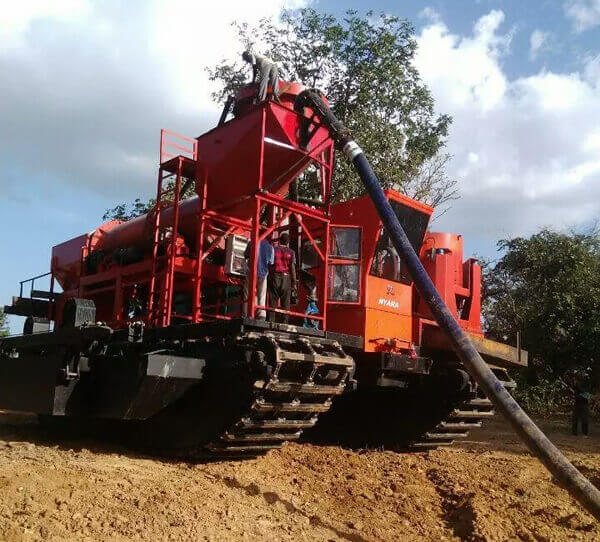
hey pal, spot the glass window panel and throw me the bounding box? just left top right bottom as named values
left=369, top=202, right=430, bottom=284
left=330, top=227, right=361, bottom=260
left=328, top=263, right=360, bottom=302
left=370, top=232, right=403, bottom=282
left=390, top=200, right=430, bottom=253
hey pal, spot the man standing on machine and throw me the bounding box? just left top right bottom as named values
left=269, top=232, right=297, bottom=323
left=243, top=235, right=274, bottom=320
left=242, top=50, right=281, bottom=103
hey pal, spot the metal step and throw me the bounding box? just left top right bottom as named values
left=258, top=381, right=345, bottom=395
left=450, top=409, right=495, bottom=419
left=467, top=398, right=493, bottom=407
left=425, top=431, right=469, bottom=440
left=410, top=440, right=454, bottom=449
left=437, top=421, right=482, bottom=431
left=499, top=380, right=517, bottom=390
left=237, top=418, right=318, bottom=430
left=221, top=431, right=301, bottom=442
left=251, top=400, right=332, bottom=413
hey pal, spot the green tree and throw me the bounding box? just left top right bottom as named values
left=482, top=227, right=600, bottom=406
left=0, top=309, right=8, bottom=337
left=103, top=9, right=455, bottom=221
left=102, top=198, right=151, bottom=222
left=208, top=8, right=453, bottom=203
left=102, top=180, right=197, bottom=222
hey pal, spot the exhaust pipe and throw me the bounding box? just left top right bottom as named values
left=295, top=89, right=600, bottom=520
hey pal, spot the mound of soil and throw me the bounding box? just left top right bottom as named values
left=0, top=411, right=597, bottom=541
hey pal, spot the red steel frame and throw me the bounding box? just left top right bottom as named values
left=142, top=102, right=336, bottom=327
left=147, top=131, right=198, bottom=327
left=192, top=162, right=251, bottom=322
left=50, top=98, right=336, bottom=330
left=196, top=104, right=334, bottom=325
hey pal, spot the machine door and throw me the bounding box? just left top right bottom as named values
left=327, top=226, right=362, bottom=304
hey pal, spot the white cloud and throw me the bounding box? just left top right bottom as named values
left=418, top=7, right=441, bottom=24
left=414, top=11, right=600, bottom=250
left=1, top=2, right=598, bottom=259
left=473, top=10, right=514, bottom=56
left=0, top=0, right=90, bottom=50
left=148, top=0, right=296, bottom=111
left=416, top=12, right=509, bottom=112
left=529, top=29, right=549, bottom=60
left=0, top=0, right=305, bottom=201
left=564, top=0, right=600, bottom=32
left=583, top=129, right=600, bottom=151
left=584, top=54, right=600, bottom=83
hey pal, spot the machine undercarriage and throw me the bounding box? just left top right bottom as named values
left=0, top=318, right=358, bottom=458
left=0, top=316, right=518, bottom=458
left=305, top=349, right=517, bottom=452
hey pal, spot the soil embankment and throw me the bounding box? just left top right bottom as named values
left=0, top=412, right=597, bottom=541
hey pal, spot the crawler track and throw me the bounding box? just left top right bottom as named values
left=408, top=367, right=517, bottom=450
left=204, top=332, right=354, bottom=457
left=135, top=330, right=355, bottom=459
left=304, top=366, right=516, bottom=452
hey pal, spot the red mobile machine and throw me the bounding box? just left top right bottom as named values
left=0, top=81, right=525, bottom=456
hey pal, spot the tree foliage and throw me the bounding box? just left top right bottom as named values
left=208, top=8, right=452, bottom=203
left=401, top=153, right=458, bottom=217
left=103, top=9, right=455, bottom=223
left=102, top=182, right=196, bottom=222
left=102, top=198, right=150, bottom=222
left=482, top=227, right=600, bottom=401
left=0, top=309, right=8, bottom=338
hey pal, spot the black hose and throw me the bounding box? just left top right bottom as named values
left=294, top=88, right=600, bottom=518
left=344, top=139, right=600, bottom=521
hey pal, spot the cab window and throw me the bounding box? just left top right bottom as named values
left=330, top=227, right=361, bottom=260
left=329, top=263, right=360, bottom=302
left=371, top=231, right=403, bottom=282
left=369, top=201, right=430, bottom=285
left=328, top=226, right=361, bottom=303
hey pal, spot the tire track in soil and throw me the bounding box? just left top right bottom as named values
left=425, top=467, right=481, bottom=542
left=221, top=475, right=368, bottom=542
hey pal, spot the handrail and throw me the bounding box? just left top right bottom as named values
left=18, top=272, right=52, bottom=299
left=160, top=128, right=198, bottom=164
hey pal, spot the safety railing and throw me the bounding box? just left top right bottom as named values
left=18, top=271, right=53, bottom=299
left=159, top=129, right=198, bottom=164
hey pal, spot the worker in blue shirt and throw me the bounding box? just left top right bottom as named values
left=242, top=238, right=274, bottom=319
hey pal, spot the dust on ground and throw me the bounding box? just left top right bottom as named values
left=0, top=411, right=597, bottom=541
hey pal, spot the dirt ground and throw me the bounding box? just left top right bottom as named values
left=0, top=412, right=597, bottom=541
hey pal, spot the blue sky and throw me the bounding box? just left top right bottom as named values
left=1, top=0, right=600, bottom=332
left=325, top=0, right=599, bottom=78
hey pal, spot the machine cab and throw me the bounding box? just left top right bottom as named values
left=327, top=189, right=433, bottom=353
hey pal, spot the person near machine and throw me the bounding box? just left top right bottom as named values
left=242, top=50, right=281, bottom=103
left=126, top=284, right=145, bottom=320
left=561, top=373, right=593, bottom=436
left=268, top=232, right=297, bottom=323
left=242, top=237, right=274, bottom=320
left=300, top=270, right=319, bottom=329
left=572, top=381, right=592, bottom=436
